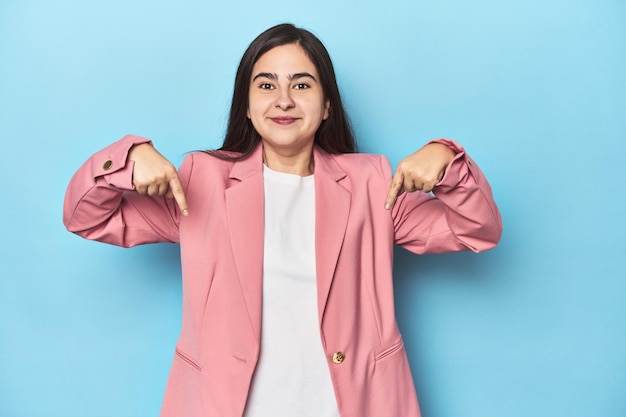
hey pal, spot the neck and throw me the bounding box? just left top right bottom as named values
left=262, top=145, right=315, bottom=176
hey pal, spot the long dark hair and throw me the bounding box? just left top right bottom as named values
left=211, top=23, right=356, bottom=159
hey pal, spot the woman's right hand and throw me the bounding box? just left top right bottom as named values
left=128, top=143, right=189, bottom=216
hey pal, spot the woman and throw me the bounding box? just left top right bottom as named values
left=64, top=23, right=502, bottom=417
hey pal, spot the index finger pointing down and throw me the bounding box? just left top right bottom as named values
left=169, top=175, right=189, bottom=216
left=385, top=171, right=405, bottom=210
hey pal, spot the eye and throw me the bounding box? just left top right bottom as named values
left=294, top=83, right=310, bottom=90
left=259, top=83, right=274, bottom=90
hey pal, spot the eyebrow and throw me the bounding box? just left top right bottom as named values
left=252, top=72, right=318, bottom=82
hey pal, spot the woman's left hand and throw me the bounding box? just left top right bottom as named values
left=384, top=143, right=456, bottom=210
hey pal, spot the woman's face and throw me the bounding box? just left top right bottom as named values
left=247, top=43, right=329, bottom=157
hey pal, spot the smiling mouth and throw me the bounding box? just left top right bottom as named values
left=270, top=117, right=299, bottom=125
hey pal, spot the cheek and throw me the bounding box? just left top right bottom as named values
left=247, top=102, right=260, bottom=120
left=247, top=96, right=267, bottom=120
left=247, top=92, right=258, bottom=119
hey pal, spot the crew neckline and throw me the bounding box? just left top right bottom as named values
left=263, top=164, right=315, bottom=186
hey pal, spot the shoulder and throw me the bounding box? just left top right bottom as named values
left=181, top=150, right=238, bottom=173
left=327, top=152, right=393, bottom=178
left=178, top=151, right=240, bottom=190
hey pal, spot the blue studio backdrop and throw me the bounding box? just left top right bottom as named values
left=1, top=1, right=624, bottom=416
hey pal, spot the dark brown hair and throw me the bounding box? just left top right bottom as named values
left=211, top=23, right=356, bottom=159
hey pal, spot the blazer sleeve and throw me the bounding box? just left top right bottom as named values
left=389, top=139, right=502, bottom=254
left=63, top=134, right=185, bottom=247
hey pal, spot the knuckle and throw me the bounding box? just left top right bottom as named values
left=133, top=180, right=148, bottom=189
left=396, top=162, right=409, bottom=172
left=164, top=164, right=177, bottom=176
left=155, top=171, right=169, bottom=182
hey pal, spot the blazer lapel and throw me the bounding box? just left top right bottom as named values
left=225, top=145, right=265, bottom=342
left=223, top=145, right=352, bottom=339
left=313, top=147, right=351, bottom=324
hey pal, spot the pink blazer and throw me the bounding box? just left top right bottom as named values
left=64, top=135, right=502, bottom=417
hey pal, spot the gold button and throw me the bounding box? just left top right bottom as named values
left=332, top=351, right=345, bottom=364
left=103, top=160, right=113, bottom=170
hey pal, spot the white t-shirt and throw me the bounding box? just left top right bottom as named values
left=243, top=165, right=340, bottom=417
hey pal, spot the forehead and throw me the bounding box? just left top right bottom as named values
left=252, top=43, right=318, bottom=75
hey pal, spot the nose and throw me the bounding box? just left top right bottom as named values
left=274, top=88, right=295, bottom=110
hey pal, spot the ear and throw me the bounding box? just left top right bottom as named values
left=247, top=107, right=251, bottom=119
left=323, top=99, right=330, bottom=120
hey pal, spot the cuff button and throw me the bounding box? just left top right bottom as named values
left=332, top=351, right=345, bottom=364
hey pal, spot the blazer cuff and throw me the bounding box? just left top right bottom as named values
left=90, top=134, right=152, bottom=190
left=426, top=138, right=468, bottom=190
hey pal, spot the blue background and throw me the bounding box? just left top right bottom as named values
left=1, top=1, right=624, bottom=416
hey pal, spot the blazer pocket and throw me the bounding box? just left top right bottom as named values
left=374, top=339, right=404, bottom=362
left=175, top=347, right=203, bottom=372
